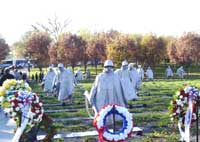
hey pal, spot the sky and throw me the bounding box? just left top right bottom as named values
left=0, top=0, right=200, bottom=45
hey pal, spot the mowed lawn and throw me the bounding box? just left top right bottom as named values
left=29, top=65, right=200, bottom=142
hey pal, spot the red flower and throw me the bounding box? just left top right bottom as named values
left=180, top=90, right=189, bottom=97
left=31, top=108, right=35, bottom=112
left=173, top=101, right=177, bottom=105
left=34, top=103, right=40, bottom=108
left=11, top=99, right=18, bottom=104
left=15, top=93, right=19, bottom=97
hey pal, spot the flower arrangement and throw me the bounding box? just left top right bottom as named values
left=0, top=79, right=55, bottom=141
left=93, top=104, right=133, bottom=142
left=9, top=91, right=43, bottom=127
left=169, top=86, right=200, bottom=141
left=169, top=86, right=200, bottom=123
left=9, top=91, right=56, bottom=142
left=0, top=79, right=32, bottom=109
left=0, top=79, right=32, bottom=97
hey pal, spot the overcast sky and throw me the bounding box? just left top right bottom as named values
left=0, top=0, right=200, bottom=45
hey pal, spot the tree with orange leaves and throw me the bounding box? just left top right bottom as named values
left=87, top=39, right=106, bottom=74
left=106, top=34, right=136, bottom=66
left=57, top=33, right=86, bottom=72
left=25, top=31, right=52, bottom=67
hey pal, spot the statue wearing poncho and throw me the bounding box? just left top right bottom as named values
left=88, top=60, right=127, bottom=114
left=136, top=65, right=144, bottom=90
left=115, top=61, right=138, bottom=101
left=43, top=66, right=56, bottom=93
left=128, top=63, right=140, bottom=95
left=75, top=68, right=83, bottom=83
left=137, top=65, right=144, bottom=81
left=146, top=67, right=154, bottom=80
left=166, top=66, right=173, bottom=78
left=177, top=66, right=185, bottom=79
left=55, top=63, right=75, bottom=102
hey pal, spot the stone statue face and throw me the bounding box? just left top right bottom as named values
left=128, top=66, right=133, bottom=70
left=103, top=66, right=113, bottom=73
left=58, top=67, right=64, bottom=72
left=122, top=65, right=128, bottom=70
left=49, top=68, right=53, bottom=71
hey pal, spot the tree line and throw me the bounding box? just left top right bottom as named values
left=1, top=30, right=200, bottom=72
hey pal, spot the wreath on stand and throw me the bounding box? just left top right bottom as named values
left=169, top=86, right=200, bottom=141
left=169, top=86, right=200, bottom=123
left=0, top=79, right=56, bottom=142
left=93, top=104, right=133, bottom=142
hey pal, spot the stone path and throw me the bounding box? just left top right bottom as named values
left=37, top=127, right=143, bottom=140
left=0, top=110, right=16, bottom=142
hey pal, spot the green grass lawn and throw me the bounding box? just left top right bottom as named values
left=28, top=65, right=200, bottom=142
left=28, top=64, right=200, bottom=79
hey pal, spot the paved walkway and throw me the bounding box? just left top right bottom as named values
left=37, top=127, right=143, bottom=140
left=0, top=109, right=16, bottom=142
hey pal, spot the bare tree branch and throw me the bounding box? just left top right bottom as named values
left=32, top=16, right=71, bottom=42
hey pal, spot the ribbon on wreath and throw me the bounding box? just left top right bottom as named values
left=17, top=91, right=34, bottom=105
left=178, top=86, right=199, bottom=142
left=12, top=91, right=34, bottom=142
left=12, top=105, right=31, bottom=142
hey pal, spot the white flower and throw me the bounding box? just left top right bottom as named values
left=113, top=134, right=119, bottom=141
left=12, top=112, right=16, bottom=116
left=0, top=96, right=4, bottom=103
left=118, top=133, right=124, bottom=140
left=177, top=100, right=182, bottom=106
left=193, top=113, right=197, bottom=120
left=10, top=97, right=15, bottom=101
left=173, top=112, right=177, bottom=116
left=103, top=132, right=112, bottom=141
left=16, top=84, right=20, bottom=89
left=176, top=108, right=180, bottom=114
left=184, top=97, right=187, bottom=103
left=36, top=97, right=39, bottom=102
left=10, top=86, right=14, bottom=90
left=19, top=103, right=23, bottom=108
left=15, top=107, right=20, bottom=111
left=10, top=108, right=13, bottom=112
